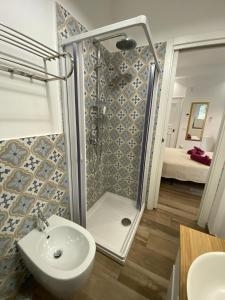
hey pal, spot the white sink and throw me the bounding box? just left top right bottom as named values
left=18, top=215, right=96, bottom=299
left=187, top=252, right=225, bottom=300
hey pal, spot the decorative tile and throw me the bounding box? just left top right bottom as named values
left=123, top=101, right=135, bottom=114
left=123, top=84, right=136, bottom=98
left=53, top=189, right=65, bottom=201
left=0, top=141, right=29, bottom=168
left=4, top=169, right=32, bottom=193
left=0, top=272, right=24, bottom=299
left=58, top=174, right=68, bottom=189
left=31, top=137, right=53, bottom=159
left=139, top=65, right=149, bottom=82
left=43, top=202, right=59, bottom=218
left=23, top=155, right=40, bottom=171
left=15, top=216, right=37, bottom=238
left=7, top=239, right=19, bottom=255
left=0, top=192, right=16, bottom=210
left=0, top=211, right=8, bottom=229
left=30, top=200, right=46, bottom=214
left=0, top=235, right=13, bottom=256
left=0, top=255, right=20, bottom=276
left=56, top=206, right=66, bottom=217
left=10, top=194, right=36, bottom=216
left=50, top=170, right=63, bottom=184
left=140, top=46, right=153, bottom=63
left=57, top=156, right=67, bottom=172
left=2, top=217, right=21, bottom=233
left=38, top=182, right=57, bottom=201
left=49, top=150, right=61, bottom=164
left=137, top=83, right=147, bottom=99
left=60, top=193, right=69, bottom=206
left=21, top=136, right=36, bottom=146
left=133, top=59, right=144, bottom=72
left=55, top=134, right=65, bottom=154
left=119, top=61, right=129, bottom=73
left=124, top=49, right=138, bottom=65
left=26, top=179, right=43, bottom=195
left=35, top=161, right=55, bottom=181
left=132, top=77, right=143, bottom=89
left=0, top=165, right=11, bottom=184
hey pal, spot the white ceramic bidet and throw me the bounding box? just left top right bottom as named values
left=18, top=215, right=96, bottom=299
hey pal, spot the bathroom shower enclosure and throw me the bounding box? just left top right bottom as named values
left=61, top=16, right=160, bottom=262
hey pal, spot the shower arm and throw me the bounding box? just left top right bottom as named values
left=93, top=33, right=127, bottom=45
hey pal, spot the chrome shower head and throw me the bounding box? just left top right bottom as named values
left=116, top=37, right=137, bottom=51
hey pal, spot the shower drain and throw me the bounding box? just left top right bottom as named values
left=121, top=218, right=131, bottom=226
left=53, top=249, right=63, bottom=259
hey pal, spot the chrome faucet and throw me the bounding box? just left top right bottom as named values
left=37, top=207, right=49, bottom=231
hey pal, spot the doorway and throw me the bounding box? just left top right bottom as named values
left=150, top=44, right=225, bottom=225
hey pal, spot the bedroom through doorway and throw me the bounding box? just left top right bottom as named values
left=159, top=45, right=225, bottom=221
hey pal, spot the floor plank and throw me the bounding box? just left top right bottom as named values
left=18, top=180, right=205, bottom=300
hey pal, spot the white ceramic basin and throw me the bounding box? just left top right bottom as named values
left=18, top=215, right=96, bottom=299
left=187, top=252, right=225, bottom=300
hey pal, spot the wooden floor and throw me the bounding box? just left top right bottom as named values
left=19, top=180, right=204, bottom=300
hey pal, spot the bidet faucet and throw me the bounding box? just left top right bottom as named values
left=37, top=207, right=49, bottom=231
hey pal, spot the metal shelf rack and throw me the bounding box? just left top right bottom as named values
left=0, top=23, right=73, bottom=82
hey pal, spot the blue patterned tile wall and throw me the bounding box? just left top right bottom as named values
left=57, top=4, right=111, bottom=209
left=0, top=134, right=70, bottom=299
left=56, top=3, right=167, bottom=209
left=104, top=44, right=166, bottom=200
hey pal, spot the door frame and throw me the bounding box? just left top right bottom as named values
left=147, top=40, right=178, bottom=209
left=147, top=30, right=225, bottom=228
left=61, top=16, right=161, bottom=226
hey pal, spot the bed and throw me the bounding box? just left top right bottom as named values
left=162, top=147, right=213, bottom=184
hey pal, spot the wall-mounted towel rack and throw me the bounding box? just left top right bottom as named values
left=0, top=23, right=73, bottom=82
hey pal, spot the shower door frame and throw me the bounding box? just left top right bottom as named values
left=61, top=16, right=160, bottom=226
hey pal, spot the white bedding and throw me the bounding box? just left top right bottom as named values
left=162, top=148, right=213, bottom=184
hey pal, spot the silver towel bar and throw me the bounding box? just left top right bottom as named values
left=0, top=23, right=73, bottom=82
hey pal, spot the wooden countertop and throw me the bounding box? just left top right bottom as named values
left=180, top=225, right=225, bottom=300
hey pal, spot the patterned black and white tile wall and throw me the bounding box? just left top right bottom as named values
left=0, top=133, right=70, bottom=299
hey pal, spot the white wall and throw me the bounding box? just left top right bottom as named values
left=173, top=81, right=186, bottom=98
left=0, top=0, right=62, bottom=140
left=0, top=0, right=95, bottom=141
left=176, top=78, right=225, bottom=151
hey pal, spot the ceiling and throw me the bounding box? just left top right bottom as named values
left=64, top=0, right=225, bottom=80
left=69, top=0, right=225, bottom=42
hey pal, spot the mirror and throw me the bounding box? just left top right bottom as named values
left=186, top=102, right=209, bottom=141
